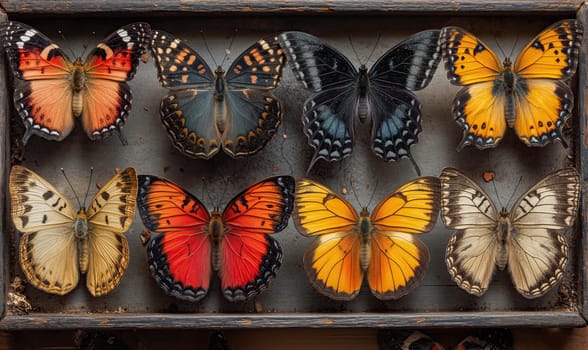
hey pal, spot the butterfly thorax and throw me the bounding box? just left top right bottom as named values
left=358, top=207, right=373, bottom=271
left=214, top=67, right=226, bottom=102
left=74, top=208, right=90, bottom=274
left=496, top=208, right=511, bottom=271
left=209, top=208, right=225, bottom=272
left=501, top=57, right=516, bottom=94
left=356, top=65, right=370, bottom=123
left=71, top=58, right=87, bottom=117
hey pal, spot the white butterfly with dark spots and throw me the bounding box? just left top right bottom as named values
left=440, top=167, right=580, bottom=299
left=9, top=165, right=138, bottom=296
left=278, top=30, right=441, bottom=173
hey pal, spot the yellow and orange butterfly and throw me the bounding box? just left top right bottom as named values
left=293, top=177, right=440, bottom=301
left=440, top=20, right=583, bottom=150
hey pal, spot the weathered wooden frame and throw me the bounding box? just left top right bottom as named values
left=0, top=0, right=586, bottom=329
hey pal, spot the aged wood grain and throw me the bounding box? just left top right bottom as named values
left=0, top=312, right=584, bottom=329
left=0, top=0, right=584, bottom=15
left=577, top=3, right=588, bottom=321
left=0, top=10, right=8, bottom=320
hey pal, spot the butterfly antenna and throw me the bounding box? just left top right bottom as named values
left=200, top=30, right=218, bottom=68
left=58, top=29, right=77, bottom=59
left=491, top=177, right=504, bottom=209
left=365, top=34, right=382, bottom=65
left=494, top=36, right=507, bottom=61
left=365, top=178, right=380, bottom=209
left=348, top=34, right=362, bottom=65
left=509, top=35, right=520, bottom=60
left=201, top=176, right=214, bottom=208
left=505, top=175, right=523, bottom=209
left=82, top=167, right=94, bottom=208
left=349, top=176, right=363, bottom=208
left=220, top=28, right=238, bottom=69
left=61, top=168, right=83, bottom=209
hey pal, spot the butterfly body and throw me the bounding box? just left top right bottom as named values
left=0, top=21, right=151, bottom=144
left=440, top=167, right=580, bottom=298
left=9, top=166, right=138, bottom=296
left=294, top=177, right=440, bottom=300
left=441, top=20, right=583, bottom=149
left=151, top=31, right=284, bottom=159
left=279, top=30, right=441, bottom=172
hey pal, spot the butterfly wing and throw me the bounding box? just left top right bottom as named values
left=220, top=36, right=285, bottom=157
left=440, top=26, right=502, bottom=86
left=9, top=165, right=79, bottom=295
left=514, top=19, right=583, bottom=81
left=440, top=167, right=500, bottom=296
left=137, top=175, right=212, bottom=302
left=220, top=176, right=295, bottom=301
left=150, top=30, right=221, bottom=158
left=293, top=178, right=363, bottom=300
left=368, top=177, right=440, bottom=300
left=0, top=21, right=76, bottom=144
left=279, top=31, right=358, bottom=169
left=507, top=168, right=580, bottom=298
left=82, top=22, right=151, bottom=142
left=85, top=167, right=137, bottom=296
left=440, top=27, right=508, bottom=149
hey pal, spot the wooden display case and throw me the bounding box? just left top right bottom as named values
left=0, top=0, right=586, bottom=329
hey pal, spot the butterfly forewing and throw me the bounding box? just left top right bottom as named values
left=278, top=31, right=358, bottom=92
left=440, top=27, right=502, bottom=85
left=151, top=30, right=215, bottom=88
left=514, top=19, right=583, bottom=80
left=225, top=36, right=284, bottom=89
left=369, top=30, right=441, bottom=90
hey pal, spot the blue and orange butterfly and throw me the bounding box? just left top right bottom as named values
left=0, top=21, right=151, bottom=144
left=150, top=30, right=285, bottom=159
left=136, top=175, right=295, bottom=302
left=293, top=177, right=440, bottom=301
left=440, top=20, right=583, bottom=150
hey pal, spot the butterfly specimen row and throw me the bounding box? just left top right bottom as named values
left=0, top=20, right=583, bottom=172
left=9, top=165, right=580, bottom=302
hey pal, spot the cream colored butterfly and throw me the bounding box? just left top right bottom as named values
left=9, top=165, right=138, bottom=296
left=440, top=167, right=580, bottom=299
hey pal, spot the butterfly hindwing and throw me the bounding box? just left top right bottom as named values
left=151, top=30, right=285, bottom=159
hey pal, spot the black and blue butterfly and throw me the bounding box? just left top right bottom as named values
left=278, top=31, right=441, bottom=174
left=150, top=30, right=285, bottom=158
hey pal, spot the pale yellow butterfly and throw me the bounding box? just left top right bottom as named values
left=9, top=165, right=138, bottom=296
left=440, top=167, right=580, bottom=299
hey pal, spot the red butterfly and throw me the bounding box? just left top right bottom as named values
left=136, top=175, right=295, bottom=302
left=0, top=21, right=151, bottom=144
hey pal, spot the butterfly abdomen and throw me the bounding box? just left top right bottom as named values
left=359, top=208, right=372, bottom=271
left=209, top=210, right=224, bottom=272
left=72, top=62, right=87, bottom=117
left=357, top=66, right=369, bottom=122
left=496, top=211, right=511, bottom=271
left=74, top=209, right=90, bottom=273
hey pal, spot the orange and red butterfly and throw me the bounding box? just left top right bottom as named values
left=293, top=177, right=440, bottom=301
left=440, top=20, right=583, bottom=150
left=0, top=21, right=151, bottom=144
left=136, top=175, right=295, bottom=302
